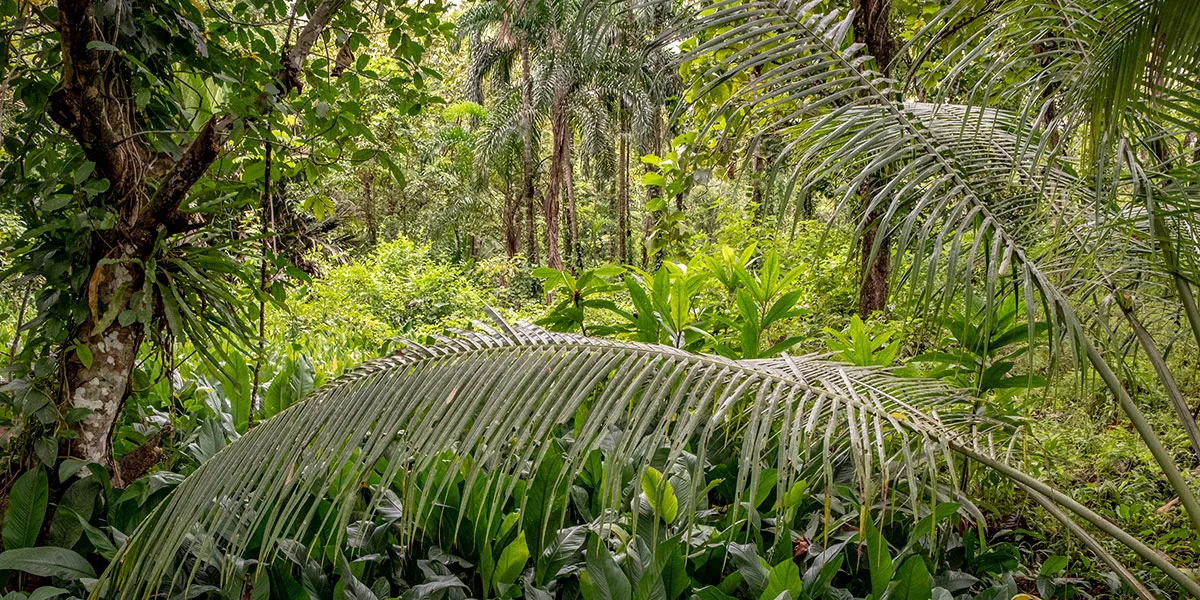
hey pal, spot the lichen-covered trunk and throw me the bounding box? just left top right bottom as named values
left=35, top=0, right=350, bottom=489
left=66, top=254, right=144, bottom=482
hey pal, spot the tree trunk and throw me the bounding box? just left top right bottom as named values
left=565, top=135, right=581, bottom=273
left=45, top=0, right=349, bottom=481
left=857, top=177, right=891, bottom=317
left=853, top=0, right=896, bottom=317
left=520, top=36, right=538, bottom=264
left=644, top=110, right=664, bottom=267
left=545, top=88, right=568, bottom=271
left=1033, top=38, right=1060, bottom=149
left=67, top=258, right=144, bottom=476
left=616, top=109, right=630, bottom=264
left=749, top=142, right=765, bottom=225
left=360, top=169, right=377, bottom=246
left=503, top=177, right=520, bottom=257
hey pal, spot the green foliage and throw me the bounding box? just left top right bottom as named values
left=0, top=0, right=1197, bottom=596
left=536, top=246, right=809, bottom=359
left=287, top=238, right=503, bottom=368
left=915, top=294, right=1049, bottom=396
left=824, top=315, right=902, bottom=367
left=2, top=467, right=48, bottom=550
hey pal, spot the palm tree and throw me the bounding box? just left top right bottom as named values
left=95, top=317, right=1196, bottom=597
left=673, top=0, right=1200, bottom=546
left=461, top=0, right=550, bottom=261
left=524, top=0, right=682, bottom=270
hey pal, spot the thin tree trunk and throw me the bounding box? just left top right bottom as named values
left=749, top=141, right=765, bottom=225
left=545, top=88, right=568, bottom=271
left=853, top=0, right=896, bottom=317
left=747, top=65, right=766, bottom=226
left=503, top=177, right=519, bottom=257
left=520, top=36, right=538, bottom=264
left=857, top=176, right=891, bottom=316
left=644, top=110, right=664, bottom=266
left=360, top=169, right=377, bottom=246
left=616, top=108, right=630, bottom=263
left=566, top=136, right=580, bottom=273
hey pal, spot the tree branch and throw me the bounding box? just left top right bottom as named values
left=282, top=0, right=351, bottom=93
left=140, top=0, right=351, bottom=231
left=138, top=115, right=236, bottom=236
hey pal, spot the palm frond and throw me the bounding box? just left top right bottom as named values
left=907, top=0, right=1200, bottom=154
left=674, top=0, right=1200, bottom=541
left=96, top=320, right=1198, bottom=597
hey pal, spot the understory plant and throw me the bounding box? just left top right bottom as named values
left=74, top=318, right=1193, bottom=598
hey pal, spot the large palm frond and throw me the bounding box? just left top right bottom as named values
left=908, top=0, right=1200, bottom=141
left=671, top=0, right=1200, bottom=540
left=93, top=319, right=1195, bottom=597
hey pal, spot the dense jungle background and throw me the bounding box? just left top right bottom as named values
left=1, top=0, right=1200, bottom=598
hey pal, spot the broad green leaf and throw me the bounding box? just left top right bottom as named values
left=1039, top=555, right=1068, bottom=577
left=535, top=525, right=587, bottom=585
left=33, top=437, right=56, bottom=467
left=641, top=172, right=666, bottom=187
left=910, top=502, right=960, bottom=545
left=891, top=556, right=933, bottom=600
left=728, top=543, right=769, bottom=596
left=693, top=587, right=736, bottom=600
left=759, top=559, right=803, bottom=600
left=340, top=554, right=378, bottom=600
left=781, top=480, right=808, bottom=509
left=3, top=468, right=48, bottom=550
left=73, top=161, right=95, bottom=185
left=494, top=531, right=529, bottom=587
left=28, top=587, right=68, bottom=600
left=47, top=479, right=100, bottom=549
left=523, top=445, right=569, bottom=559
left=864, top=512, right=892, bottom=600
left=632, top=536, right=686, bottom=600
left=640, top=466, right=679, bottom=524
left=74, top=343, right=93, bottom=369
left=0, top=547, right=96, bottom=579
left=581, top=537, right=630, bottom=600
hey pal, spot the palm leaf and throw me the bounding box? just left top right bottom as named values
left=97, top=319, right=1196, bottom=597
left=673, top=0, right=1200, bottom=536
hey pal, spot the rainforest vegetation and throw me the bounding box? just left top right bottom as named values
left=0, top=0, right=1199, bottom=598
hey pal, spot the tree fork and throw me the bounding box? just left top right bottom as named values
left=45, top=0, right=353, bottom=481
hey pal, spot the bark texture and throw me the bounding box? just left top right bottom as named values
left=565, top=135, right=580, bottom=272
left=503, top=178, right=520, bottom=257
left=853, top=0, right=897, bottom=317
left=545, top=88, right=569, bottom=271
left=616, top=109, right=630, bottom=263
left=520, top=37, right=539, bottom=264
